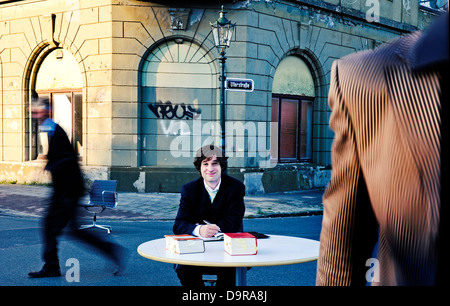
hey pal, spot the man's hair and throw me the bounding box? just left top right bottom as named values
left=193, top=144, right=228, bottom=173
left=32, top=96, right=50, bottom=110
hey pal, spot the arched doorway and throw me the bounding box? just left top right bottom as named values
left=33, top=48, right=83, bottom=158
left=271, top=55, right=315, bottom=162
left=139, top=39, right=217, bottom=166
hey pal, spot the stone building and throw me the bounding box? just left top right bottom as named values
left=0, top=0, right=442, bottom=192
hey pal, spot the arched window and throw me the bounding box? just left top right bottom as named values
left=271, top=56, right=315, bottom=162
left=34, top=48, right=83, bottom=158
left=139, top=39, right=216, bottom=166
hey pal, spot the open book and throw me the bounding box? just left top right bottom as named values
left=198, top=231, right=269, bottom=241
left=200, top=232, right=224, bottom=241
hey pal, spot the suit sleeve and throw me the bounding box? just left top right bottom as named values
left=316, top=60, right=378, bottom=286
left=173, top=184, right=197, bottom=235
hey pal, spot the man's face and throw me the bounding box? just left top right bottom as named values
left=200, top=155, right=222, bottom=188
left=30, top=102, right=50, bottom=123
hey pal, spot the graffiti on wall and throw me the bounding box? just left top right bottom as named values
left=144, top=100, right=277, bottom=168
left=148, top=101, right=201, bottom=120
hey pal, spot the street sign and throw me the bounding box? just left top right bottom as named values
left=225, top=78, right=254, bottom=92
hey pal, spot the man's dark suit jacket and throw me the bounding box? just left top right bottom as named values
left=173, top=174, right=245, bottom=235
left=45, top=122, right=84, bottom=203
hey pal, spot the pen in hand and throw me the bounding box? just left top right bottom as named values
left=203, top=220, right=221, bottom=231
left=202, top=220, right=221, bottom=237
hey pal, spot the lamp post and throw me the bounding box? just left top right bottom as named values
left=210, top=6, right=235, bottom=160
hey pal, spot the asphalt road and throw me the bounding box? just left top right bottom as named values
left=0, top=214, right=322, bottom=287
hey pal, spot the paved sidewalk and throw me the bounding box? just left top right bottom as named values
left=0, top=184, right=324, bottom=221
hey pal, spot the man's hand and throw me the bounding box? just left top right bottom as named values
left=200, top=224, right=220, bottom=238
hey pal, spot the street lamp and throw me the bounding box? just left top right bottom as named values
left=210, top=6, right=235, bottom=161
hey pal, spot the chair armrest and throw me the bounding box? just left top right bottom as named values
left=102, top=190, right=118, bottom=208
left=79, top=202, right=94, bottom=207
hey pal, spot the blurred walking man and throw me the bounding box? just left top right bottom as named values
left=28, top=97, right=125, bottom=278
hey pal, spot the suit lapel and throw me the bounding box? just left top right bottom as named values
left=199, top=181, right=211, bottom=205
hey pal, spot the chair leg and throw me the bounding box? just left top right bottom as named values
left=79, top=213, right=112, bottom=234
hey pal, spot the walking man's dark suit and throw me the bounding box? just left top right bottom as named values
left=173, top=171, right=245, bottom=286
left=29, top=115, right=124, bottom=278
left=316, top=14, right=448, bottom=286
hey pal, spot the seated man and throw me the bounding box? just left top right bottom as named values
left=173, top=144, right=245, bottom=286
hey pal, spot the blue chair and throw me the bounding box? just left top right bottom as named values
left=79, top=180, right=118, bottom=234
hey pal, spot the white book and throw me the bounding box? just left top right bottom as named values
left=165, top=235, right=205, bottom=254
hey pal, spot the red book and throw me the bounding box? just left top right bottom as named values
left=224, top=233, right=258, bottom=255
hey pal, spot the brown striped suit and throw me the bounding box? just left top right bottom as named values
left=316, top=15, right=448, bottom=286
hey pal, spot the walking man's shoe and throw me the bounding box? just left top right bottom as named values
left=28, top=269, right=61, bottom=278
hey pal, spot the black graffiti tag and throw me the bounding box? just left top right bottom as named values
left=148, top=101, right=201, bottom=120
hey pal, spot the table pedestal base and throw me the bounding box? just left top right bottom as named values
left=236, top=267, right=247, bottom=286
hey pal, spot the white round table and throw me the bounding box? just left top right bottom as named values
left=137, top=234, right=320, bottom=286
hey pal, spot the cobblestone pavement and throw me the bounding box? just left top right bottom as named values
left=0, top=184, right=324, bottom=221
